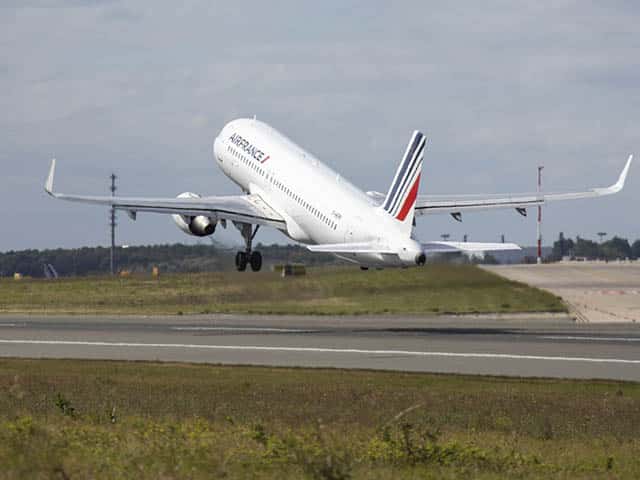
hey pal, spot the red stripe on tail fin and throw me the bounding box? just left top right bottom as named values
left=395, top=174, right=421, bottom=221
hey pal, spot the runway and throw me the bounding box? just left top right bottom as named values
left=1, top=314, right=639, bottom=381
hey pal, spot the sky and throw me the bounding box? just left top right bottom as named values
left=1, top=0, right=638, bottom=252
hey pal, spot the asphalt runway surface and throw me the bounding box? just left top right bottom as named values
left=1, top=314, right=639, bottom=381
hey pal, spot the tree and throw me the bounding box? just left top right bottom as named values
left=601, top=237, right=632, bottom=260
left=573, top=236, right=601, bottom=259
left=552, top=232, right=575, bottom=260
left=632, top=240, right=640, bottom=260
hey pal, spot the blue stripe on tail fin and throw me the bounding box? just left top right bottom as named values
left=382, top=130, right=426, bottom=221
left=383, top=131, right=423, bottom=212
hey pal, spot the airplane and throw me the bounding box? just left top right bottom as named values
left=44, top=118, right=633, bottom=271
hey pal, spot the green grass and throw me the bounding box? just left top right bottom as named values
left=0, top=265, right=565, bottom=315
left=0, top=358, right=638, bottom=479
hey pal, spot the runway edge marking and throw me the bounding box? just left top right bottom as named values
left=540, top=335, right=640, bottom=342
left=1, top=339, right=639, bottom=365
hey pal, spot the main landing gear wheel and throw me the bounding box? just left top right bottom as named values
left=234, top=222, right=263, bottom=272
left=235, top=251, right=248, bottom=272
left=250, top=251, right=262, bottom=272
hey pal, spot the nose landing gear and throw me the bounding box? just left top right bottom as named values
left=234, top=223, right=263, bottom=272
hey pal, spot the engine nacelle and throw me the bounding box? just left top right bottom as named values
left=172, top=192, right=216, bottom=237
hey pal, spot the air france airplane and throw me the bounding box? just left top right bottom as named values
left=45, top=118, right=633, bottom=271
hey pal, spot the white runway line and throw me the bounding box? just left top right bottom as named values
left=540, top=336, right=640, bottom=342
left=170, top=326, right=318, bottom=333
left=0, top=324, right=19, bottom=327
left=1, top=339, right=639, bottom=365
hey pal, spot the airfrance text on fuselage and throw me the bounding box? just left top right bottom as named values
left=229, top=133, right=270, bottom=163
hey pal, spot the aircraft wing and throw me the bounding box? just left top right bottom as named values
left=415, top=155, right=632, bottom=216
left=367, top=155, right=632, bottom=217
left=44, top=159, right=286, bottom=228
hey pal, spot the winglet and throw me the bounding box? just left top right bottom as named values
left=44, top=158, right=56, bottom=196
left=614, top=154, right=633, bottom=192
left=597, top=154, right=633, bottom=195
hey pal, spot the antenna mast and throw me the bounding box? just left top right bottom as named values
left=110, top=173, right=117, bottom=275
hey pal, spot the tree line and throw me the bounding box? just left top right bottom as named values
left=2, top=235, right=637, bottom=278
left=0, top=243, right=339, bottom=278
left=551, top=233, right=640, bottom=261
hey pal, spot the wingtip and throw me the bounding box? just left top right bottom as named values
left=45, top=158, right=56, bottom=195
left=616, top=153, right=633, bottom=190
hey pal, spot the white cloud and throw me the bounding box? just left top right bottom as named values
left=0, top=1, right=638, bottom=250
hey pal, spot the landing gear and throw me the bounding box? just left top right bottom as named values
left=249, top=251, right=262, bottom=272
left=235, top=251, right=248, bottom=271
left=234, top=223, right=262, bottom=272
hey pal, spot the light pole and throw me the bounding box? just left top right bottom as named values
left=441, top=233, right=450, bottom=241
left=597, top=232, right=607, bottom=243
left=537, top=166, right=544, bottom=264
left=110, top=173, right=117, bottom=275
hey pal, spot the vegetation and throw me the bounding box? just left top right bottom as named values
left=551, top=233, right=639, bottom=261
left=0, top=243, right=338, bottom=278
left=0, top=264, right=565, bottom=315
left=0, top=358, right=638, bottom=479
left=3, top=233, right=638, bottom=279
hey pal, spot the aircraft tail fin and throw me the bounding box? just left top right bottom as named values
left=381, top=130, right=426, bottom=236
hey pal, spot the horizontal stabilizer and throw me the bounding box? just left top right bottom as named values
left=422, top=241, right=521, bottom=254
left=307, top=242, right=395, bottom=254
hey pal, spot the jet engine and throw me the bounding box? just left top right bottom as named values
left=171, top=192, right=216, bottom=237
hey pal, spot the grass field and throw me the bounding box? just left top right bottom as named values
left=0, top=358, right=638, bottom=479
left=0, top=264, right=565, bottom=315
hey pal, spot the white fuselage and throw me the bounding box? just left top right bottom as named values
left=213, top=118, right=422, bottom=266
